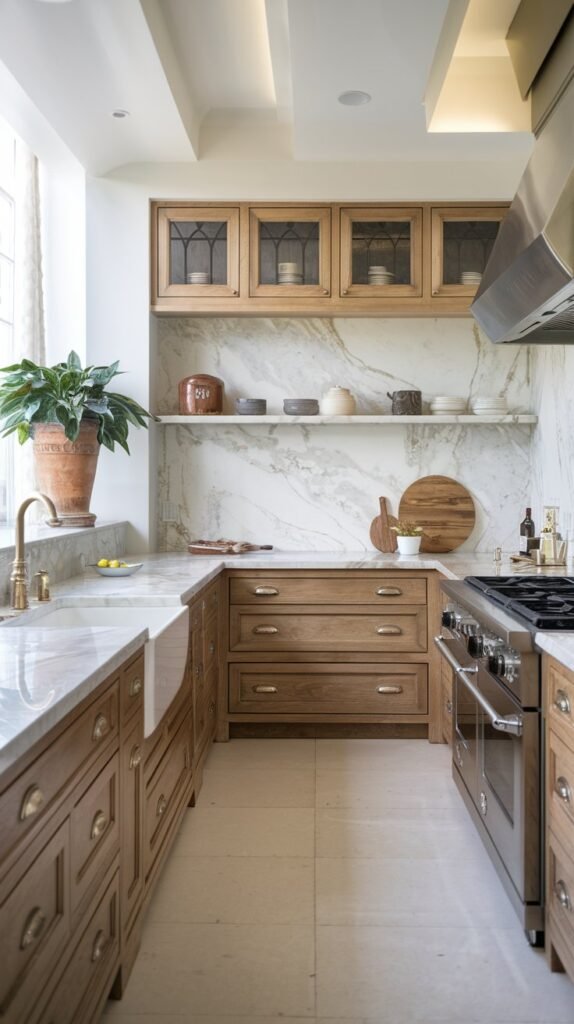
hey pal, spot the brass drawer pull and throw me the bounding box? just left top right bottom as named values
left=90, top=810, right=108, bottom=840
left=20, top=907, right=46, bottom=949
left=129, top=676, right=142, bottom=697
left=129, top=745, right=142, bottom=769
left=157, top=794, right=168, bottom=818
left=555, top=776, right=572, bottom=803
left=376, top=625, right=402, bottom=635
left=445, top=699, right=453, bottom=714
left=254, top=586, right=279, bottom=596
left=376, top=587, right=402, bottom=596
left=253, top=685, right=278, bottom=694
left=252, top=625, right=279, bottom=635
left=209, top=641, right=216, bottom=655
left=91, top=929, right=107, bottom=962
left=554, top=689, right=571, bottom=715
left=92, top=713, right=110, bottom=742
left=554, top=879, right=572, bottom=912
left=208, top=701, right=216, bottom=714
left=20, top=785, right=44, bottom=821
left=376, top=685, right=403, bottom=694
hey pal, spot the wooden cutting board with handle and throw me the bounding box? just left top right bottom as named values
left=398, top=475, right=475, bottom=553
left=369, top=497, right=398, bottom=553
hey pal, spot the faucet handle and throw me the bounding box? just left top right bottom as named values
left=34, top=570, right=50, bottom=602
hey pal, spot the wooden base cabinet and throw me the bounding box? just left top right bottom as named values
left=222, top=570, right=443, bottom=742
left=545, top=655, right=574, bottom=980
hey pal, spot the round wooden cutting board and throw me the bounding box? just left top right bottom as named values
left=398, top=475, right=475, bottom=553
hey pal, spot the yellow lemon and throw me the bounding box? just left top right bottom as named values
left=120, top=562, right=128, bottom=568
left=109, top=560, right=120, bottom=569
left=97, top=558, right=109, bottom=568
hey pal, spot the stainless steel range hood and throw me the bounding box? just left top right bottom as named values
left=471, top=26, right=574, bottom=344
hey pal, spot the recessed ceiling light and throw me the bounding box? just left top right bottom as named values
left=112, top=109, right=130, bottom=119
left=338, top=90, right=372, bottom=106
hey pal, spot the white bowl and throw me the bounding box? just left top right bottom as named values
left=95, top=563, right=144, bottom=577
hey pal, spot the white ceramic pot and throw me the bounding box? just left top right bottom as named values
left=396, top=535, right=422, bottom=555
left=320, top=386, right=356, bottom=415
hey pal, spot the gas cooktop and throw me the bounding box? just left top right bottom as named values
left=465, top=575, right=574, bottom=630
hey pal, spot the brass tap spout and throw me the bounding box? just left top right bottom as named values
left=10, top=492, right=61, bottom=610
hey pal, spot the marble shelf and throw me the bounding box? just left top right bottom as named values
left=156, top=413, right=538, bottom=426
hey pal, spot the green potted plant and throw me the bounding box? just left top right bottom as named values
left=0, top=351, right=155, bottom=526
left=390, top=520, right=423, bottom=555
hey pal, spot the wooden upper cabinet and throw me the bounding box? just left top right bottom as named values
left=249, top=206, right=331, bottom=298
left=340, top=207, right=423, bottom=298
left=154, top=205, right=240, bottom=300
left=431, top=206, right=507, bottom=299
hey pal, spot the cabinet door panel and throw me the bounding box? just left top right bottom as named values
left=431, top=206, right=506, bottom=297
left=249, top=207, right=331, bottom=297
left=156, top=206, right=240, bottom=299
left=340, top=207, right=423, bottom=298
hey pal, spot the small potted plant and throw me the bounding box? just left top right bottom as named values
left=391, top=521, right=423, bottom=555
left=0, top=351, right=155, bottom=526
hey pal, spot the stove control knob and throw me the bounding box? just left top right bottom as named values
left=488, top=651, right=505, bottom=676
left=467, top=635, right=484, bottom=658
left=441, top=610, right=456, bottom=628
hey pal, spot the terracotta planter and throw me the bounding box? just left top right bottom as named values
left=33, top=419, right=100, bottom=527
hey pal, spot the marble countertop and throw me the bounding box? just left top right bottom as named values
left=2, top=548, right=574, bottom=774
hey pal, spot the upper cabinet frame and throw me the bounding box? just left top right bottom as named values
left=150, top=201, right=509, bottom=316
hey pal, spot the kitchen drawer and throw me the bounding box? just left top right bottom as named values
left=0, top=819, right=70, bottom=1024
left=548, top=827, right=574, bottom=960
left=121, top=653, right=144, bottom=725
left=230, top=575, right=427, bottom=606
left=145, top=714, right=192, bottom=878
left=36, top=867, right=120, bottom=1024
left=548, top=727, right=574, bottom=839
left=70, top=753, right=119, bottom=921
left=229, top=663, right=428, bottom=715
left=0, top=682, right=119, bottom=865
left=229, top=605, right=427, bottom=653
left=547, top=658, right=574, bottom=744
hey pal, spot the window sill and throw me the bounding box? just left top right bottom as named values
left=0, top=520, right=129, bottom=556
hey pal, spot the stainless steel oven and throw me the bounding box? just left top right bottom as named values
left=435, top=581, right=543, bottom=941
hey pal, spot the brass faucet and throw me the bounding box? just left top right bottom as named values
left=10, top=493, right=61, bottom=610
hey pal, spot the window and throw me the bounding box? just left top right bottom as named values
left=0, top=119, right=15, bottom=523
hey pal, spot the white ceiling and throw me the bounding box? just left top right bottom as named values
left=0, top=0, right=533, bottom=173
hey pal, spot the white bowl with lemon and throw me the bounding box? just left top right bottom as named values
left=95, top=558, right=144, bottom=577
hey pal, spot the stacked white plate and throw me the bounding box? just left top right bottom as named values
left=278, top=261, right=303, bottom=285
left=460, top=271, right=482, bottom=287
left=368, top=265, right=394, bottom=285
left=471, top=396, right=508, bottom=416
left=430, top=395, right=467, bottom=415
left=187, top=271, right=211, bottom=285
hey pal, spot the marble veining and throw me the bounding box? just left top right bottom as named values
left=154, top=318, right=533, bottom=553
left=530, top=344, right=574, bottom=539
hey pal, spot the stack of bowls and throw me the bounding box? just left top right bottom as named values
left=460, top=271, right=482, bottom=287
left=368, top=265, right=394, bottom=286
left=430, top=396, right=467, bottom=416
left=236, top=398, right=267, bottom=416
left=187, top=271, right=211, bottom=285
left=278, top=262, right=303, bottom=285
left=471, top=396, right=508, bottom=416
left=283, top=398, right=319, bottom=416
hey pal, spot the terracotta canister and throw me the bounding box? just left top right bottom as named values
left=320, top=386, right=356, bottom=415
left=179, top=374, right=224, bottom=415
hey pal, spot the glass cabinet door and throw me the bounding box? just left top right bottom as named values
left=340, top=208, right=423, bottom=298
left=156, top=206, right=240, bottom=298
left=249, top=207, right=331, bottom=297
left=431, top=207, right=506, bottom=297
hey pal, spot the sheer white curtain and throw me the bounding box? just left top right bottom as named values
left=10, top=137, right=46, bottom=521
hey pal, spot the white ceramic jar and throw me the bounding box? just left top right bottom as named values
left=396, top=535, right=422, bottom=555
left=320, top=386, right=356, bottom=415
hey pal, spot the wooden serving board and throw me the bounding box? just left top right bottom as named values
left=369, top=497, right=398, bottom=553
left=398, top=475, right=475, bottom=553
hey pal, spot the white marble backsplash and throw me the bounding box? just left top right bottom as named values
left=0, top=521, right=127, bottom=605
left=530, top=344, right=574, bottom=539
left=155, top=317, right=533, bottom=553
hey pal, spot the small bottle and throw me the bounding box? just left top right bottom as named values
left=519, top=507, right=535, bottom=553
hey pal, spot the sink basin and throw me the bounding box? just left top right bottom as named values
left=9, top=604, right=190, bottom=737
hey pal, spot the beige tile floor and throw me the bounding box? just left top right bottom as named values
left=104, top=738, right=574, bottom=1023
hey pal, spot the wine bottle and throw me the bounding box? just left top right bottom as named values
left=519, top=507, right=535, bottom=553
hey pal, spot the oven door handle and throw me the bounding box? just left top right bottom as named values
left=434, top=635, right=523, bottom=737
